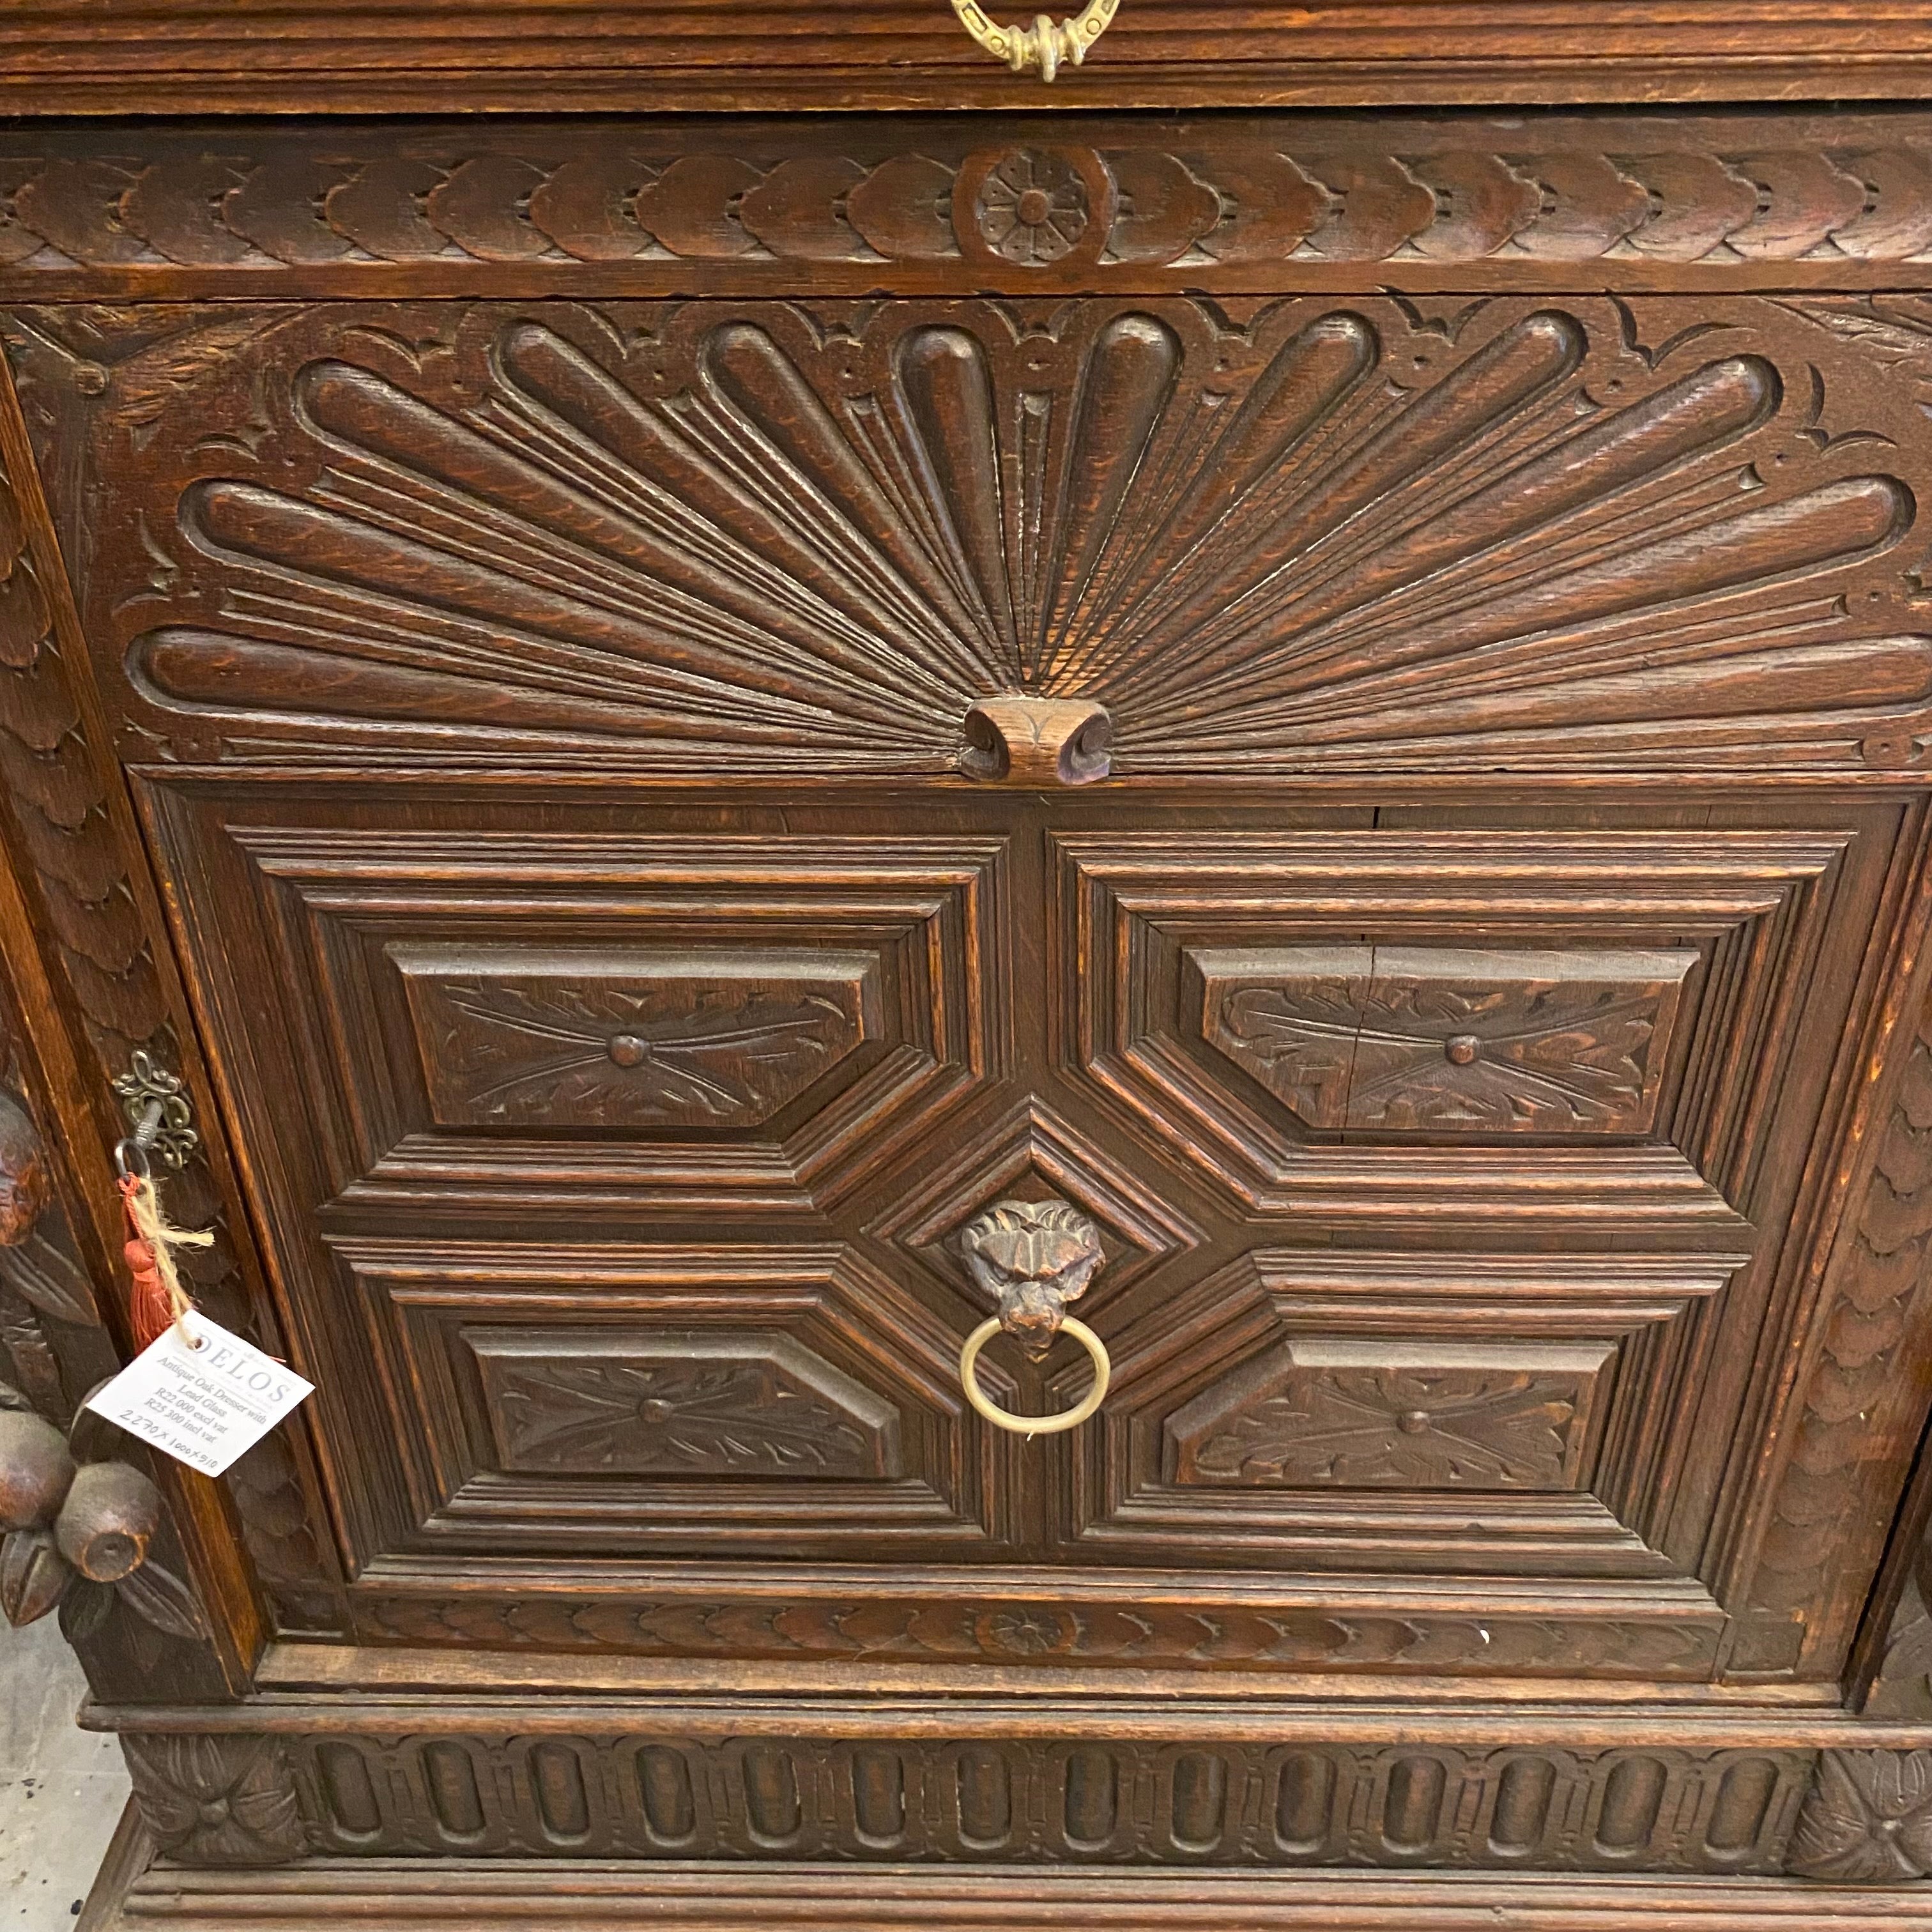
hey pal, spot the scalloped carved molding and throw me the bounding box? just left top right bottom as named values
left=8, top=118, right=1932, bottom=293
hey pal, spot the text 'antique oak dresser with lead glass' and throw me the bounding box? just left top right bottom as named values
left=12, top=5, right=1932, bottom=1927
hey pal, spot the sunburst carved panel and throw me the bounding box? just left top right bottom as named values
left=68, top=296, right=1932, bottom=774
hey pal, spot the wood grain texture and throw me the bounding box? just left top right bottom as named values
left=3, top=23, right=1932, bottom=118
left=79, top=1863, right=1932, bottom=1930
left=25, top=296, right=1932, bottom=780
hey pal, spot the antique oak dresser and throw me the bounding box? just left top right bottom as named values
left=10, top=4, right=1932, bottom=1927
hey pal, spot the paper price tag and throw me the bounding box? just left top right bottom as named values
left=85, top=1310, right=314, bottom=1478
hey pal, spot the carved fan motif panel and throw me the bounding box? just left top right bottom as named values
left=57, top=295, right=1932, bottom=776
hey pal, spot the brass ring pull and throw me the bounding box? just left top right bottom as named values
left=947, top=0, right=1121, bottom=80
left=959, top=1315, right=1110, bottom=1435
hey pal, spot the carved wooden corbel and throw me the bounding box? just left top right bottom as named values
left=960, top=697, right=1111, bottom=786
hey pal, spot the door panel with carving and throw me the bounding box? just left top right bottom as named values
left=20, top=284, right=1926, bottom=1683
left=134, top=776, right=1910, bottom=1687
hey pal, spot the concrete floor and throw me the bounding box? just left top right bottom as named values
left=0, top=1616, right=130, bottom=1930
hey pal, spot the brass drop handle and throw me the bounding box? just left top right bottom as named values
left=947, top=0, right=1121, bottom=80
left=956, top=1196, right=1111, bottom=1434
left=960, top=1315, right=1111, bottom=1435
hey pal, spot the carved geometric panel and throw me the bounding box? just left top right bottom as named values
left=400, top=947, right=874, bottom=1131
left=866, top=1096, right=1202, bottom=1317
left=472, top=1330, right=900, bottom=1480
left=323, top=1238, right=988, bottom=1567
left=141, top=790, right=1006, bottom=1216
left=1166, top=1338, right=1616, bottom=1492
left=63, top=296, right=1932, bottom=778
left=1059, top=826, right=1852, bottom=1229
left=1198, top=945, right=1694, bottom=1135
left=1078, top=1249, right=1741, bottom=1579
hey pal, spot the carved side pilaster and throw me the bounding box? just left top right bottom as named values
left=1740, top=994, right=1932, bottom=1673
left=0, top=334, right=345, bottom=1671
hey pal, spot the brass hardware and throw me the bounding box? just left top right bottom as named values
left=956, top=1195, right=1112, bottom=1432
left=960, top=1314, right=1111, bottom=1435
left=947, top=0, right=1121, bottom=81
left=111, top=1050, right=197, bottom=1177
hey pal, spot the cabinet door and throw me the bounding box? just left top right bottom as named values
left=38, top=290, right=1932, bottom=1688
left=138, top=774, right=1905, bottom=1687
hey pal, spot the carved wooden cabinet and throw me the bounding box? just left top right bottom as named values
left=8, top=21, right=1932, bottom=1928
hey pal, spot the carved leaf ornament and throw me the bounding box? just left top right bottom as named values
left=431, top=978, right=855, bottom=1125
left=114, top=298, right=1931, bottom=774
left=493, top=1353, right=884, bottom=1476
left=1190, top=1362, right=1582, bottom=1490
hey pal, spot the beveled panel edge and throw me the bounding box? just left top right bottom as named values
left=88, top=1670, right=1929, bottom=1741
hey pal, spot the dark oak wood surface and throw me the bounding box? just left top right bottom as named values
left=4, top=50, right=1932, bottom=1922
left=3, top=1, right=1932, bottom=114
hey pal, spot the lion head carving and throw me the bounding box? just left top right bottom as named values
left=958, top=1198, right=1105, bottom=1356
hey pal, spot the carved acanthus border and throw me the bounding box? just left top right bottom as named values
left=1744, top=1000, right=1932, bottom=1673
left=7, top=116, right=1932, bottom=292
left=360, top=1586, right=1724, bottom=1680
left=0, top=335, right=345, bottom=1643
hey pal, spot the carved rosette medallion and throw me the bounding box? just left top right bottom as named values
left=955, top=146, right=1114, bottom=272
left=1787, top=1751, right=1932, bottom=1882
left=972, top=150, right=1091, bottom=263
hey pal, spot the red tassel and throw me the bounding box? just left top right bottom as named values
left=121, top=1174, right=174, bottom=1350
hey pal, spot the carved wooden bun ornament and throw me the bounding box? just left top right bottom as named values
left=948, top=0, right=1121, bottom=79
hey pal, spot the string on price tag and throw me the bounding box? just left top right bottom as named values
left=119, top=1169, right=212, bottom=1350
left=98, top=1112, right=313, bottom=1476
